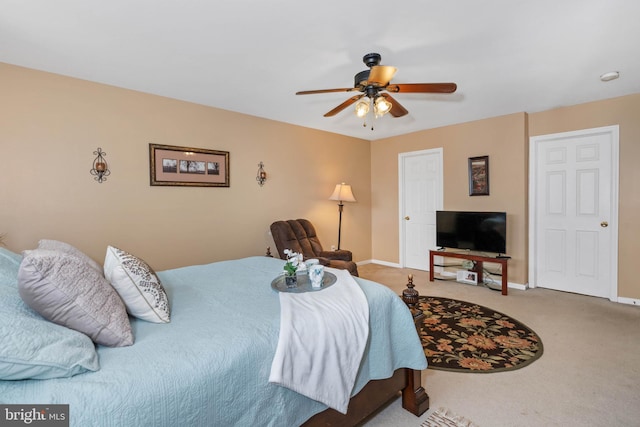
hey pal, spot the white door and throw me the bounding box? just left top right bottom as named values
left=399, top=148, right=443, bottom=270
left=529, top=126, right=619, bottom=299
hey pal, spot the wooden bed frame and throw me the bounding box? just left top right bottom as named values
left=302, top=274, right=428, bottom=426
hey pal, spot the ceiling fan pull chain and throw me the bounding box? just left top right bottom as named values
left=363, top=104, right=371, bottom=128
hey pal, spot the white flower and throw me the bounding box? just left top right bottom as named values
left=283, top=249, right=302, bottom=275
left=296, top=255, right=307, bottom=271
left=284, top=249, right=299, bottom=264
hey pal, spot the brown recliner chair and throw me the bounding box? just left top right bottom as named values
left=270, top=219, right=359, bottom=276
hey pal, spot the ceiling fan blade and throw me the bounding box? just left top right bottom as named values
left=380, top=93, right=408, bottom=117
left=386, top=83, right=457, bottom=93
left=367, top=65, right=397, bottom=86
left=324, top=94, right=364, bottom=117
left=296, top=88, right=355, bottom=95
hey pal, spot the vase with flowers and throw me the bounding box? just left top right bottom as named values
left=283, top=249, right=303, bottom=288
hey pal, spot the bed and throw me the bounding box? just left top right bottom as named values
left=0, top=245, right=428, bottom=426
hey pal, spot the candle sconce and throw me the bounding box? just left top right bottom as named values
left=90, top=147, right=110, bottom=183
left=256, top=161, right=267, bottom=186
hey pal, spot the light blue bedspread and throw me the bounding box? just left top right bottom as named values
left=0, top=256, right=427, bottom=426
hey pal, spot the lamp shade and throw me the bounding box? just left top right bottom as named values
left=329, top=183, right=356, bottom=202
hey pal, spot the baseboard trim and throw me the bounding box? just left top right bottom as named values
left=366, top=259, right=402, bottom=268
left=458, top=280, right=527, bottom=291
left=617, top=297, right=640, bottom=306
left=507, top=282, right=528, bottom=291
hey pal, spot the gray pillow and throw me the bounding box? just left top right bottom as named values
left=37, top=239, right=102, bottom=273
left=0, top=247, right=99, bottom=380
left=18, top=249, right=134, bottom=347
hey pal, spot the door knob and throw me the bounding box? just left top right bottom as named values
left=404, top=216, right=410, bottom=220
left=601, top=221, right=608, bottom=228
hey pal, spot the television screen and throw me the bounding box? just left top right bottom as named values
left=436, top=211, right=507, bottom=254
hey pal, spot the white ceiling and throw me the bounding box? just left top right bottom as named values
left=2, top=0, right=639, bottom=140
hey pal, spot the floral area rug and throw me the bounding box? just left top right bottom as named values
left=417, top=296, right=543, bottom=372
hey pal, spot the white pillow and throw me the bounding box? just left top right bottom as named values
left=18, top=249, right=134, bottom=347
left=104, top=246, right=170, bottom=323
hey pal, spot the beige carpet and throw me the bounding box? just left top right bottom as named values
left=358, top=263, right=640, bottom=427
left=421, top=407, right=478, bottom=427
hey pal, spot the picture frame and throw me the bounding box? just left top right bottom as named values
left=149, top=143, right=229, bottom=187
left=468, top=155, right=489, bottom=196
left=457, top=270, right=478, bottom=285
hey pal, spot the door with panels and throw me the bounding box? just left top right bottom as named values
left=530, top=126, right=618, bottom=299
left=399, top=148, right=443, bottom=271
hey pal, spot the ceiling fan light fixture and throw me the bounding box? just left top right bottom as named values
left=295, top=53, right=457, bottom=124
left=355, top=98, right=370, bottom=118
left=374, top=96, right=392, bottom=116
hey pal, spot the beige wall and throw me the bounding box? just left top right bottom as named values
left=529, top=93, right=640, bottom=299
left=0, top=63, right=372, bottom=270
left=2, top=62, right=638, bottom=299
left=372, top=94, right=640, bottom=299
left=371, top=113, right=529, bottom=284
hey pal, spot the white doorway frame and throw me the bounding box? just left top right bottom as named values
left=398, top=147, right=444, bottom=269
left=528, top=125, right=620, bottom=301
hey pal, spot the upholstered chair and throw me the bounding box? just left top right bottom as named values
left=270, top=219, right=359, bottom=276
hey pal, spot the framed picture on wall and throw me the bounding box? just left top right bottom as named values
left=149, top=144, right=230, bottom=187
left=468, top=155, right=489, bottom=196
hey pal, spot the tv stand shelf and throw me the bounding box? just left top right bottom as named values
left=429, top=250, right=509, bottom=295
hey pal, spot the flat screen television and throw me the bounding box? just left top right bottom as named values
left=436, top=211, right=507, bottom=254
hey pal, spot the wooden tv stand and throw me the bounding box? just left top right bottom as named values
left=429, top=250, right=509, bottom=295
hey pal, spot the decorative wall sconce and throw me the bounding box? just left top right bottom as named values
left=90, top=147, right=110, bottom=183
left=256, top=161, right=267, bottom=186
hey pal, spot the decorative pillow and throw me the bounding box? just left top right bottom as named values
left=0, top=247, right=22, bottom=289
left=0, top=260, right=99, bottom=380
left=104, top=246, right=170, bottom=323
left=18, top=249, right=134, bottom=347
left=37, top=239, right=102, bottom=273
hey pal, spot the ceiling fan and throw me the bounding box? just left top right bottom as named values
left=296, top=53, right=457, bottom=120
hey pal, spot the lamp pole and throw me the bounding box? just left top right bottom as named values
left=337, top=201, right=344, bottom=250
left=329, top=182, right=356, bottom=251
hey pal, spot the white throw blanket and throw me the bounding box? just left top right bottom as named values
left=269, top=267, right=370, bottom=414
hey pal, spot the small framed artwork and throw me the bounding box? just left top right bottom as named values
left=468, top=155, right=489, bottom=196
left=457, top=270, right=478, bottom=285
left=149, top=144, right=229, bottom=187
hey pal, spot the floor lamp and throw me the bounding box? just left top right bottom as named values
left=329, top=183, right=356, bottom=250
